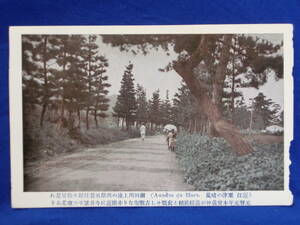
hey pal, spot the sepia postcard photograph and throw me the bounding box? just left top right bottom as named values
left=9, top=24, right=293, bottom=207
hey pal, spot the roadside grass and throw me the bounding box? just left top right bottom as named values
left=23, top=109, right=140, bottom=163
left=174, top=132, right=284, bottom=191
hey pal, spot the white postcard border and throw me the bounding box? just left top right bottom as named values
left=9, top=24, right=294, bottom=208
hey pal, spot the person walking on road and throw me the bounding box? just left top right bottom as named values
left=140, top=123, right=146, bottom=141
left=167, top=129, right=177, bottom=151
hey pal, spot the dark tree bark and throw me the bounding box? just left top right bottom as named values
left=40, top=35, right=48, bottom=127
left=40, top=103, right=47, bottom=127
left=194, top=119, right=197, bottom=133
left=125, top=117, right=131, bottom=130
left=212, top=35, right=233, bottom=106
left=173, top=35, right=253, bottom=155
left=86, top=109, right=89, bottom=130
left=68, top=110, right=74, bottom=129
left=94, top=109, right=98, bottom=128
left=231, top=66, right=236, bottom=122
left=86, top=39, right=92, bottom=130
left=59, top=48, right=67, bottom=129
left=121, top=118, right=124, bottom=130
left=77, top=109, right=81, bottom=128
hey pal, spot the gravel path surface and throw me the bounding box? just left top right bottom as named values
left=25, top=135, right=193, bottom=191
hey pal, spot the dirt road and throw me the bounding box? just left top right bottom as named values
left=25, top=135, right=193, bottom=191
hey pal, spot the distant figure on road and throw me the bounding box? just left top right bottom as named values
left=163, top=124, right=177, bottom=150
left=140, top=123, right=146, bottom=141
left=167, top=129, right=177, bottom=151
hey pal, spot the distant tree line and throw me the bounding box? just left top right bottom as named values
left=171, top=82, right=282, bottom=134
left=113, top=63, right=283, bottom=132
left=113, top=63, right=175, bottom=131
left=22, top=35, right=111, bottom=130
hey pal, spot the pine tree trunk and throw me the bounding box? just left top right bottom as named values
left=86, top=108, right=89, bottom=130
left=121, top=118, right=124, bottom=130
left=60, top=48, right=67, bottom=129
left=231, top=57, right=236, bottom=122
left=40, top=103, right=47, bottom=127
left=200, top=94, right=253, bottom=154
left=188, top=120, right=192, bottom=133
left=40, top=35, right=48, bottom=128
left=126, top=117, right=130, bottom=131
left=94, top=109, right=98, bottom=128
left=207, top=120, right=217, bottom=137
left=77, top=109, right=81, bottom=128
left=86, top=37, right=92, bottom=131
left=68, top=110, right=74, bottom=129
left=187, top=86, right=252, bottom=155
left=201, top=122, right=205, bottom=135
left=60, top=102, right=65, bottom=122
left=40, top=35, right=48, bottom=127
left=173, top=34, right=253, bottom=155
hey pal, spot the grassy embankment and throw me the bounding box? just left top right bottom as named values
left=174, top=132, right=284, bottom=191
left=23, top=108, right=140, bottom=163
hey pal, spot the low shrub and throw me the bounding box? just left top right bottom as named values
left=175, top=133, right=284, bottom=191
left=24, top=112, right=140, bottom=162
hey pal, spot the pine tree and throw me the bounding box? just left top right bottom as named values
left=22, top=35, right=41, bottom=112
left=279, top=111, right=284, bottom=126
left=82, top=35, right=101, bottom=129
left=51, top=35, right=71, bottom=127
left=222, top=36, right=245, bottom=120
left=113, top=63, right=137, bottom=130
left=92, top=55, right=110, bottom=128
left=173, top=81, right=204, bottom=133
left=148, top=89, right=161, bottom=130
left=135, top=84, right=148, bottom=125
left=63, top=35, right=88, bottom=129
left=222, top=71, right=243, bottom=122
left=22, top=35, right=41, bottom=111
left=22, top=35, right=59, bottom=127
left=253, top=92, right=279, bottom=129
left=22, top=34, right=112, bottom=131
left=160, top=90, right=173, bottom=126
left=232, top=97, right=251, bottom=129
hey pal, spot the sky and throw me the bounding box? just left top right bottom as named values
left=96, top=37, right=181, bottom=100
left=239, top=34, right=283, bottom=108
left=96, top=33, right=283, bottom=108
